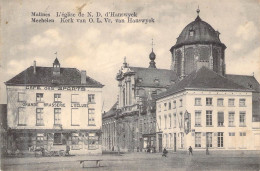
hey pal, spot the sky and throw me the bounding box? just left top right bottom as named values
left=1, top=0, right=260, bottom=111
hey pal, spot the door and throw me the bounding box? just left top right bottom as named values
left=158, top=134, right=162, bottom=152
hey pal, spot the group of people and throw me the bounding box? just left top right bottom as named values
left=162, top=146, right=210, bottom=157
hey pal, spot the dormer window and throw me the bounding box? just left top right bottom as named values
left=154, top=79, right=159, bottom=84
left=138, top=78, right=143, bottom=83
left=189, top=29, right=195, bottom=36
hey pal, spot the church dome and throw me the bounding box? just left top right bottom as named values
left=172, top=15, right=226, bottom=50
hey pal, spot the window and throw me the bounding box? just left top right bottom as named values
left=189, top=30, right=194, bottom=36
left=164, top=115, right=167, bottom=129
left=229, top=132, right=235, bottom=136
left=88, top=109, right=95, bottom=125
left=54, top=108, right=61, bottom=125
left=195, top=98, right=201, bottom=106
left=240, top=132, right=246, bottom=136
left=54, top=133, right=62, bottom=145
left=164, top=103, right=167, bottom=111
left=71, top=94, right=79, bottom=103
left=206, top=110, right=212, bottom=126
left=173, top=113, right=176, bottom=128
left=159, top=116, right=161, bottom=129
left=217, top=98, right=224, bottom=106
left=218, top=112, right=224, bottom=126
left=173, top=101, right=176, bottom=109
left=228, top=112, right=235, bottom=126
left=195, top=133, right=201, bottom=147
left=169, top=114, right=172, bottom=128
left=18, top=92, right=25, bottom=102
left=71, top=108, right=80, bottom=126
left=206, top=98, right=212, bottom=106
left=54, top=94, right=61, bottom=102
left=88, top=94, right=95, bottom=103
left=158, top=104, right=161, bottom=112
left=217, top=132, right=224, bottom=147
left=195, top=111, right=201, bottom=126
left=168, top=102, right=171, bottom=110
left=18, top=107, right=26, bottom=125
left=239, top=99, right=246, bottom=107
left=36, top=108, right=44, bottom=126
left=36, top=93, right=43, bottom=102
left=239, top=112, right=246, bottom=126
left=179, top=112, right=183, bottom=128
left=179, top=99, right=183, bottom=107
left=228, top=99, right=235, bottom=106
left=206, top=132, right=213, bottom=147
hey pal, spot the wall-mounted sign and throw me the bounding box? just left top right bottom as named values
left=22, top=102, right=66, bottom=107
left=26, top=86, right=86, bottom=91
left=71, top=103, right=88, bottom=108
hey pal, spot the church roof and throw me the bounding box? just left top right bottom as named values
left=53, top=57, right=60, bottom=65
left=103, top=102, right=118, bottom=119
left=170, top=15, right=226, bottom=51
left=5, top=66, right=104, bottom=87
left=156, top=67, right=252, bottom=100
left=129, top=67, right=177, bottom=88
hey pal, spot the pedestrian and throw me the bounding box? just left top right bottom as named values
left=206, top=146, right=209, bottom=155
left=66, top=145, right=70, bottom=156
left=162, top=148, right=168, bottom=157
left=188, top=146, right=193, bottom=155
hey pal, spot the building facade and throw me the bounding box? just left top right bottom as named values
left=5, top=58, right=104, bottom=155
left=156, top=67, right=255, bottom=151
left=102, top=51, right=176, bottom=152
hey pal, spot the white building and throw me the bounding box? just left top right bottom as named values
left=156, top=67, right=255, bottom=151
left=5, top=58, right=104, bottom=155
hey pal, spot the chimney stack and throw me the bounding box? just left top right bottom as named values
left=33, top=60, right=36, bottom=74
left=81, top=70, right=87, bottom=84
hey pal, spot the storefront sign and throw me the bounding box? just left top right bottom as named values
left=26, top=86, right=86, bottom=91
left=71, top=103, right=88, bottom=108
left=22, top=102, right=66, bottom=107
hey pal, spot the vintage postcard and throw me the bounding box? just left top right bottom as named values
left=0, top=0, right=260, bottom=170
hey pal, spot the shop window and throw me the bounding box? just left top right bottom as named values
left=88, top=133, right=98, bottom=150
left=54, top=94, right=61, bottom=102
left=18, top=107, right=26, bottom=126
left=54, top=133, right=62, bottom=145
left=88, top=94, right=95, bottom=103
left=206, top=132, right=213, bottom=147
left=18, top=92, right=25, bottom=102
left=36, top=93, right=43, bottom=102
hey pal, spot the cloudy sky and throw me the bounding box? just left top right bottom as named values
left=1, top=0, right=260, bottom=111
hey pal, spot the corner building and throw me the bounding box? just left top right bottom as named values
left=5, top=58, right=104, bottom=155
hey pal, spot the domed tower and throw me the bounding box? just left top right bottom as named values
left=149, top=39, right=157, bottom=68
left=170, top=8, right=226, bottom=78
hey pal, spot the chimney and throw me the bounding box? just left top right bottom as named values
left=33, top=60, right=36, bottom=74
left=81, top=70, right=87, bottom=84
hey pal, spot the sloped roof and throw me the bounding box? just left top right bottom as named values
left=129, top=67, right=177, bottom=88
left=103, top=102, right=117, bottom=119
left=5, top=66, right=104, bottom=87
left=156, top=67, right=251, bottom=100
left=226, top=74, right=260, bottom=93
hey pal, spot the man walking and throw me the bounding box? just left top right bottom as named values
left=188, top=146, right=193, bottom=155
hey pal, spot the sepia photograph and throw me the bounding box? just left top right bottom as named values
left=0, top=0, right=260, bottom=170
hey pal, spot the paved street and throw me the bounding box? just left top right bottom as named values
left=1, top=151, right=260, bottom=171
